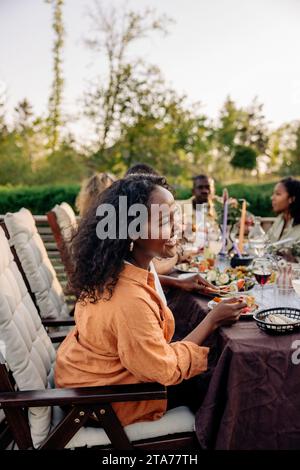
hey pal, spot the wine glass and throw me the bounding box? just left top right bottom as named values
left=202, top=225, right=222, bottom=268
left=252, top=257, right=273, bottom=304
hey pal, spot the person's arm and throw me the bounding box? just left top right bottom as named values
left=116, top=296, right=209, bottom=386
left=159, top=273, right=215, bottom=292
left=183, top=297, right=247, bottom=345
left=116, top=295, right=246, bottom=386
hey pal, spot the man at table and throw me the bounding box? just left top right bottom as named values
left=177, top=174, right=217, bottom=226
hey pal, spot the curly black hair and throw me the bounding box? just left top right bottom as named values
left=280, top=177, right=300, bottom=226
left=68, top=174, right=171, bottom=303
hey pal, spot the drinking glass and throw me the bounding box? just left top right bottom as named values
left=207, top=225, right=223, bottom=256
left=273, top=284, right=298, bottom=309
left=252, top=257, right=273, bottom=304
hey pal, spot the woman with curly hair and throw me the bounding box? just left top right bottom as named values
left=55, top=174, right=246, bottom=426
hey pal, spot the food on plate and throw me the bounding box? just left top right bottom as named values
left=209, top=295, right=258, bottom=314
left=176, top=263, right=199, bottom=273
left=202, top=268, right=255, bottom=292
left=226, top=266, right=249, bottom=279
left=218, top=273, right=230, bottom=285
left=239, top=295, right=258, bottom=314
left=191, top=259, right=210, bottom=272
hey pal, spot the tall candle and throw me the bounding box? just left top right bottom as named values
left=221, top=188, right=228, bottom=254
left=238, top=199, right=247, bottom=254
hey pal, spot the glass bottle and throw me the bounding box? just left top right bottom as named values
left=248, top=217, right=267, bottom=257
left=195, top=203, right=208, bottom=250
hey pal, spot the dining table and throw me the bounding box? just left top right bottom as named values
left=166, top=268, right=300, bottom=450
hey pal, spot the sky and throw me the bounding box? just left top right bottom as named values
left=1, top=0, right=300, bottom=141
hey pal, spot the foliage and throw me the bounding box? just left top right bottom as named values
left=0, top=184, right=80, bottom=215
left=84, top=2, right=172, bottom=166
left=34, top=139, right=89, bottom=184
left=45, top=0, right=65, bottom=152
left=1, top=1, right=299, bottom=190
left=0, top=181, right=276, bottom=217
left=279, top=122, right=300, bottom=175
left=214, top=198, right=242, bottom=226
left=216, top=182, right=274, bottom=217
left=231, top=145, right=258, bottom=170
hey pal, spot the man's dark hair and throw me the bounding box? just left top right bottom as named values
left=192, top=174, right=209, bottom=182
left=125, top=163, right=159, bottom=176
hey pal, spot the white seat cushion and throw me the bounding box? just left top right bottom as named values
left=0, top=227, right=56, bottom=447
left=52, top=202, right=78, bottom=244
left=4, top=208, right=69, bottom=319
left=52, top=406, right=195, bottom=449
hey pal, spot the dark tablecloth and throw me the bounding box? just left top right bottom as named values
left=166, top=286, right=300, bottom=450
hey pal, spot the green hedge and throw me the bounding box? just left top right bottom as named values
left=217, top=182, right=274, bottom=217
left=0, top=185, right=80, bottom=215
left=0, top=182, right=274, bottom=216
left=176, top=182, right=274, bottom=217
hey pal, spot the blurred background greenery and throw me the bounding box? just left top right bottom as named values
left=1, top=1, right=299, bottom=214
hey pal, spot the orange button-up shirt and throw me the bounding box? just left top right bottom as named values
left=55, top=263, right=209, bottom=426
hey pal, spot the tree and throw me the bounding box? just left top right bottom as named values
left=83, top=1, right=172, bottom=168
left=46, top=0, right=65, bottom=152
left=214, top=97, right=269, bottom=179
left=231, top=145, right=258, bottom=171
left=97, top=63, right=212, bottom=184
left=277, top=121, right=300, bottom=175
left=0, top=96, right=33, bottom=185
left=34, top=137, right=88, bottom=184
left=288, top=123, right=300, bottom=174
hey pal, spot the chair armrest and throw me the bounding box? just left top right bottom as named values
left=42, top=319, right=75, bottom=327
left=0, top=383, right=167, bottom=408
left=48, top=331, right=68, bottom=343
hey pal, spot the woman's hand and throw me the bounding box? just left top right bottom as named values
left=277, top=248, right=297, bottom=263
left=176, top=273, right=215, bottom=292
left=206, top=297, right=247, bottom=329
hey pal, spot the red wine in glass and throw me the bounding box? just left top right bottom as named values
left=253, top=271, right=271, bottom=286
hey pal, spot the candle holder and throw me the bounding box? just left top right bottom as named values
left=219, top=223, right=234, bottom=255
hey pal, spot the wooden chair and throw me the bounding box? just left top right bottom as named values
left=0, top=226, right=198, bottom=451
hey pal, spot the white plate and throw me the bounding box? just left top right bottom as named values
left=175, top=264, right=200, bottom=273
left=207, top=299, right=259, bottom=318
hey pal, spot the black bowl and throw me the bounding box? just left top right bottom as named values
left=230, top=254, right=253, bottom=268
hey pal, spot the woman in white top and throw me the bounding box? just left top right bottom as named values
left=268, top=177, right=300, bottom=261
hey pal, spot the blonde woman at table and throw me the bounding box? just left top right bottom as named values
left=75, top=172, right=117, bottom=217
left=268, top=177, right=300, bottom=262
left=55, top=174, right=246, bottom=424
